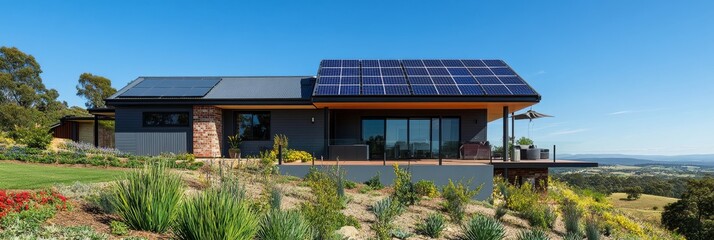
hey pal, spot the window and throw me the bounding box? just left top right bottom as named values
left=235, top=112, right=271, bottom=141
left=143, top=112, right=189, bottom=127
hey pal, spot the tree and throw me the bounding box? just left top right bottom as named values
left=662, top=177, right=714, bottom=240
left=0, top=46, right=57, bottom=108
left=76, top=73, right=116, bottom=108
left=625, top=186, right=643, bottom=200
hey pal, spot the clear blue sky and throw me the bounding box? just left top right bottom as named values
left=2, top=1, right=713, bottom=155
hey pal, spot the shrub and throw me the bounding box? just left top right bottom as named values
left=174, top=179, right=259, bottom=240
left=458, top=214, right=505, bottom=240
left=494, top=204, right=507, bottom=221
left=562, top=199, right=582, bottom=235
left=416, top=213, right=445, bottom=238
left=392, top=164, right=418, bottom=206
left=110, top=221, right=129, bottom=235
left=495, top=178, right=538, bottom=212
left=563, top=232, right=581, bottom=240
left=112, top=162, right=184, bottom=233
left=344, top=180, right=357, bottom=189
left=0, top=131, right=15, bottom=146
left=392, top=228, right=414, bottom=240
left=301, top=167, right=359, bottom=239
left=270, top=186, right=282, bottom=210
left=86, top=190, right=116, bottom=214
left=414, top=180, right=439, bottom=198
left=441, top=179, right=482, bottom=223
left=370, top=197, right=405, bottom=240
left=285, top=149, right=313, bottom=163
left=365, top=172, right=384, bottom=190
left=13, top=124, right=52, bottom=149
left=257, top=209, right=313, bottom=240
left=585, top=219, right=600, bottom=240
left=517, top=229, right=550, bottom=240
left=522, top=204, right=556, bottom=229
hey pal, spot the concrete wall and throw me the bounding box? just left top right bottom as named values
left=115, top=106, right=193, bottom=155
left=280, top=164, right=494, bottom=200
left=222, top=109, right=326, bottom=157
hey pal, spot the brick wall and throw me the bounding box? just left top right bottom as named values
left=494, top=168, right=549, bottom=188
left=192, top=106, right=222, bottom=157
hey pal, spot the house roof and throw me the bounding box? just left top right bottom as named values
left=105, top=59, right=541, bottom=106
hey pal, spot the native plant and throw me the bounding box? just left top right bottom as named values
left=370, top=197, right=405, bottom=240
left=585, top=218, right=600, bottom=240
left=173, top=179, right=259, bottom=240
left=517, top=229, right=550, bottom=240
left=13, top=124, right=52, bottom=149
left=414, top=180, right=439, bottom=198
left=392, top=164, right=418, bottom=206
left=522, top=204, right=556, bottom=229
left=441, top=179, right=482, bottom=223
left=364, top=172, right=384, bottom=190
left=458, top=214, right=505, bottom=240
left=300, top=167, right=359, bottom=239
left=112, top=162, right=183, bottom=233
left=494, top=204, right=507, bottom=221
left=562, top=199, right=582, bottom=235
left=416, top=213, right=446, bottom=238
left=257, top=209, right=314, bottom=240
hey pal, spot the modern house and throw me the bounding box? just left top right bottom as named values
left=101, top=59, right=596, bottom=197
left=50, top=115, right=115, bottom=148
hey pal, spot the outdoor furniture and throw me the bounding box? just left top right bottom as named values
left=540, top=149, right=550, bottom=159
left=526, top=148, right=541, bottom=160
left=460, top=141, right=491, bottom=160
left=329, top=144, right=368, bottom=160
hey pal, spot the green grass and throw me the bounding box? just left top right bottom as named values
left=0, top=161, right=126, bottom=189
left=608, top=192, right=678, bottom=224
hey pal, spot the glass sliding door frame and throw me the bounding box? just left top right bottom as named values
left=361, top=116, right=460, bottom=160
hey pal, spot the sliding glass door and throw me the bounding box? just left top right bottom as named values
left=362, top=117, right=460, bottom=160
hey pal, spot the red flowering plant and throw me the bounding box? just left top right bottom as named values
left=0, top=189, right=69, bottom=219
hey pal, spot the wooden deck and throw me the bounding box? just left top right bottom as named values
left=282, top=159, right=597, bottom=168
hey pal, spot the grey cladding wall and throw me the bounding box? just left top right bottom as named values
left=222, top=109, right=326, bottom=157
left=114, top=106, right=193, bottom=155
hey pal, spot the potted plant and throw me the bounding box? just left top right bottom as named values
left=228, top=134, right=242, bottom=159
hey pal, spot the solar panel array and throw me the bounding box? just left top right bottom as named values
left=313, top=60, right=537, bottom=96
left=118, top=77, right=220, bottom=98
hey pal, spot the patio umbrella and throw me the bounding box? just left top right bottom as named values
left=511, top=109, right=553, bottom=140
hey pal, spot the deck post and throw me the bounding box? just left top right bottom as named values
left=438, top=116, right=443, bottom=166
left=93, top=115, right=99, bottom=148
left=502, top=106, right=509, bottom=161
left=511, top=112, right=515, bottom=160
left=553, top=145, right=556, bottom=162
left=324, top=107, right=330, bottom=159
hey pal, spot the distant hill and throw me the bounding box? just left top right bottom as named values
left=560, top=154, right=714, bottom=166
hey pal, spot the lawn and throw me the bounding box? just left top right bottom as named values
left=0, top=161, right=126, bottom=189
left=608, top=192, right=679, bottom=224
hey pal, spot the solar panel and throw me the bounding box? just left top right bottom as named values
left=506, top=85, right=537, bottom=95
left=442, top=60, right=465, bottom=67
left=383, top=77, right=407, bottom=84
left=436, top=85, right=460, bottom=95
left=119, top=78, right=220, bottom=98
left=385, top=85, right=410, bottom=95
left=315, top=85, right=339, bottom=95
left=363, top=85, right=385, bottom=95
left=482, top=85, right=512, bottom=95
left=447, top=68, right=471, bottom=76
left=483, top=60, right=506, bottom=67
left=499, top=76, right=525, bottom=84
left=340, top=85, right=360, bottom=95
left=340, top=77, right=359, bottom=85
left=313, top=59, right=537, bottom=97
left=490, top=67, right=516, bottom=75
left=411, top=85, right=438, bottom=95
left=458, top=85, right=484, bottom=95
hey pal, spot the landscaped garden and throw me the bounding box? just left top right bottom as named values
left=0, top=132, right=684, bottom=239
